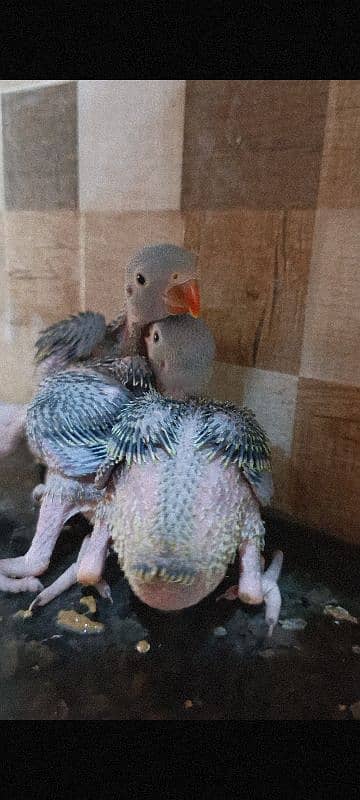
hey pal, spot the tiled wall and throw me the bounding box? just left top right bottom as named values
left=0, top=80, right=359, bottom=544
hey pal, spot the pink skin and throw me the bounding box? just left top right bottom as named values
left=218, top=550, right=284, bottom=637
left=238, top=539, right=263, bottom=605
left=0, top=573, right=43, bottom=594
left=76, top=516, right=111, bottom=586
left=28, top=535, right=112, bottom=611
left=126, top=549, right=283, bottom=638
left=108, top=443, right=277, bottom=620
left=0, top=480, right=97, bottom=579
left=127, top=569, right=226, bottom=612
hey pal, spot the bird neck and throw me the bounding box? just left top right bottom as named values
left=124, top=320, right=146, bottom=356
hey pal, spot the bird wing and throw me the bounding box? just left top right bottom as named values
left=194, top=400, right=273, bottom=505
left=105, top=391, right=182, bottom=466
left=35, top=311, right=112, bottom=366
left=26, top=369, right=132, bottom=477
left=94, top=391, right=184, bottom=487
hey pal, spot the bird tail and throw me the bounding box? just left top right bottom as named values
left=0, top=401, right=27, bottom=458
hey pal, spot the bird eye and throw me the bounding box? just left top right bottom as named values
left=173, top=273, right=178, bottom=280
left=136, top=273, right=146, bottom=285
left=153, top=331, right=159, bottom=343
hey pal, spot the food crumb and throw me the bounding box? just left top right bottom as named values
left=80, top=595, right=97, bottom=614
left=135, top=640, right=150, bottom=653
left=57, top=609, right=104, bottom=635
left=323, top=605, right=358, bottom=624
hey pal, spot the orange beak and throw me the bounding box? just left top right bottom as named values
left=164, top=278, right=201, bottom=318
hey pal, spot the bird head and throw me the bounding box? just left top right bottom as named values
left=145, top=315, right=215, bottom=400
left=125, top=243, right=201, bottom=326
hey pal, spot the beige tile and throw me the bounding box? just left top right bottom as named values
left=4, top=211, right=81, bottom=327
left=207, top=362, right=298, bottom=511
left=291, top=378, right=360, bottom=544
left=83, top=211, right=185, bottom=319
left=196, top=209, right=314, bottom=374
left=78, top=81, right=186, bottom=212
left=182, top=80, right=329, bottom=209
left=0, top=81, right=73, bottom=92
left=0, top=210, right=81, bottom=401
left=2, top=82, right=78, bottom=210
left=318, top=80, right=360, bottom=207
left=0, top=214, right=43, bottom=402
left=301, top=209, right=360, bottom=386
left=0, top=323, right=39, bottom=402
left=208, top=362, right=298, bottom=453
left=0, top=213, right=7, bottom=315
left=183, top=211, right=204, bottom=255
left=0, top=95, right=3, bottom=211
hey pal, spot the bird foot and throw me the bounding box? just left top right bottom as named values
left=0, top=574, right=43, bottom=594
left=29, top=534, right=113, bottom=610
left=217, top=550, right=284, bottom=637
left=0, top=554, right=50, bottom=579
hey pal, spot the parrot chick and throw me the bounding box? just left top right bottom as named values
left=144, top=315, right=215, bottom=399
left=0, top=242, right=201, bottom=458
left=97, top=394, right=282, bottom=635
left=0, top=315, right=215, bottom=590
left=0, top=318, right=282, bottom=636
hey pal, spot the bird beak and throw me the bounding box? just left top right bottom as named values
left=163, top=278, right=201, bottom=318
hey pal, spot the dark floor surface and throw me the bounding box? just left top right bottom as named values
left=0, top=443, right=359, bottom=720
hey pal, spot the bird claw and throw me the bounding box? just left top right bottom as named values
left=262, top=550, right=283, bottom=637
left=122, top=356, right=153, bottom=390
left=32, top=483, right=46, bottom=505
left=28, top=594, right=42, bottom=613
left=95, top=579, right=113, bottom=603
